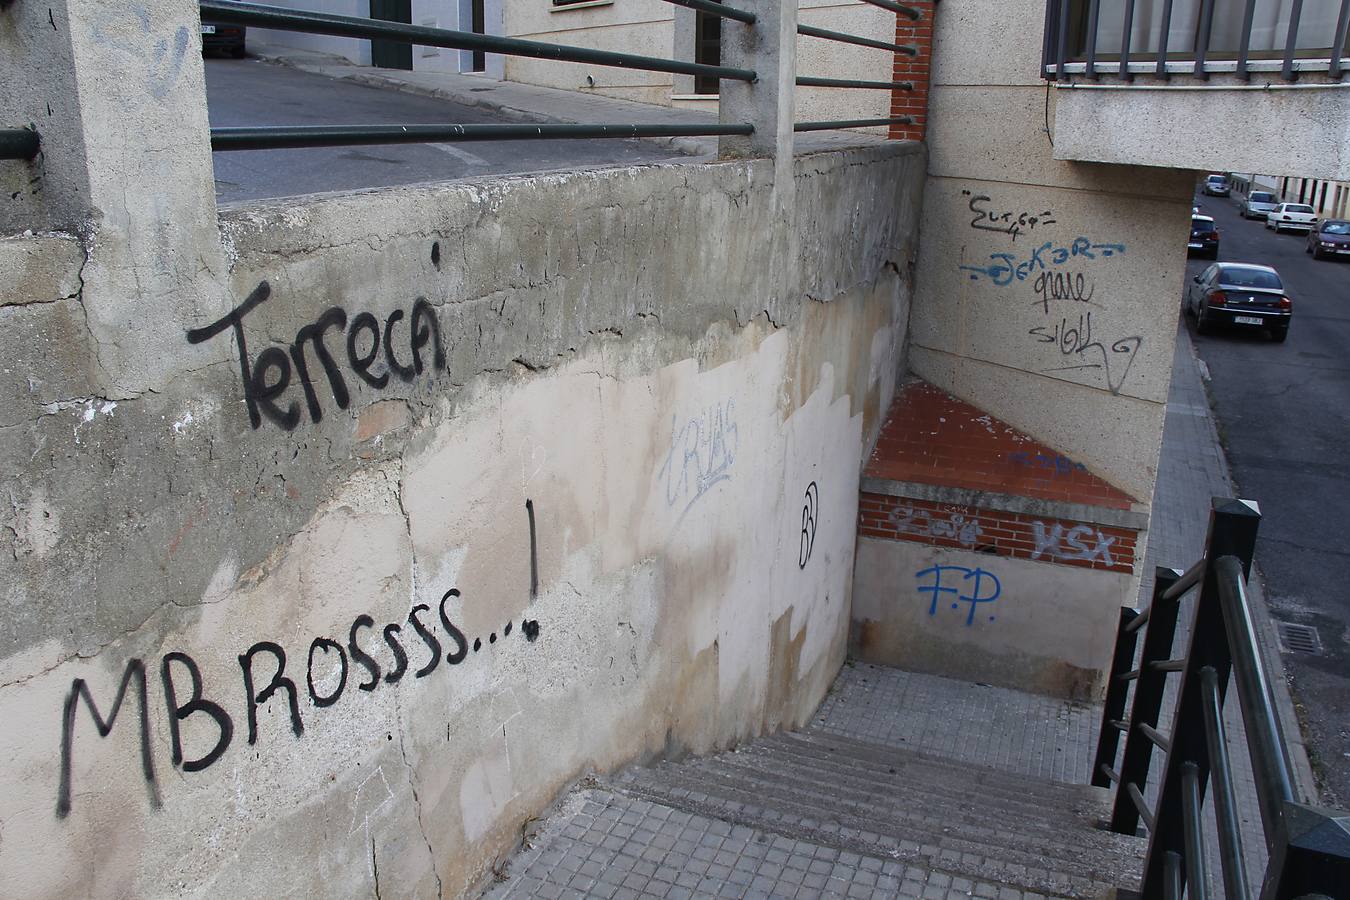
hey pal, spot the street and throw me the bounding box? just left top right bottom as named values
left=1185, top=188, right=1350, bottom=805
left=204, top=57, right=684, bottom=204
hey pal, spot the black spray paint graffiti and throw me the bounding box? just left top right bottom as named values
left=56, top=503, right=542, bottom=819
left=186, top=279, right=447, bottom=432
left=658, top=399, right=738, bottom=523
left=798, top=482, right=818, bottom=569
left=1028, top=312, right=1142, bottom=396
left=1032, top=271, right=1095, bottom=312
left=962, top=190, right=1056, bottom=242
left=1030, top=521, right=1115, bottom=565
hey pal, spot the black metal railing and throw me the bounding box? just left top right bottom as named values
left=1043, top=0, right=1350, bottom=81
left=1092, top=497, right=1350, bottom=898
left=199, top=0, right=919, bottom=153
left=0, top=128, right=40, bottom=161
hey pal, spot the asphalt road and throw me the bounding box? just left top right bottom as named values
left=1185, top=189, right=1350, bottom=805
left=204, top=57, right=685, bottom=204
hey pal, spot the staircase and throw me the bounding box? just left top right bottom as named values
left=484, top=666, right=1146, bottom=899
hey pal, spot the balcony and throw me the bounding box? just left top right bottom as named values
left=1038, top=0, right=1350, bottom=179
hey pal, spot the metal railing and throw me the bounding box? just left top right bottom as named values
left=199, top=0, right=917, bottom=154
left=0, top=128, right=40, bottom=161
left=1043, top=0, right=1350, bottom=81
left=1092, top=497, right=1350, bottom=899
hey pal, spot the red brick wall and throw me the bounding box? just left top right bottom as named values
left=858, top=493, right=1139, bottom=574
left=889, top=1, right=935, bottom=142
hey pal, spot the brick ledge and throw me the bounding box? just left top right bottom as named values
left=861, top=476, right=1150, bottom=532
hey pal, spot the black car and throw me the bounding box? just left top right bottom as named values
left=1185, top=263, right=1291, bottom=342
left=201, top=20, right=246, bottom=58
left=1187, top=215, right=1219, bottom=258
left=1307, top=219, right=1350, bottom=260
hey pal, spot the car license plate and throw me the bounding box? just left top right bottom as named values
left=1234, top=316, right=1262, bottom=325
left=1188, top=242, right=1203, bottom=248
left=1338, top=249, right=1350, bottom=255
left=201, top=24, right=216, bottom=34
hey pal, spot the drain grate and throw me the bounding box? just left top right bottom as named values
left=1277, top=622, right=1322, bottom=655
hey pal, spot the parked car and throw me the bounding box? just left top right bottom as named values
left=1239, top=190, right=1280, bottom=220
left=1307, top=219, right=1350, bottom=260
left=1187, top=215, right=1220, bottom=258
left=1202, top=174, right=1231, bottom=197
left=1185, top=262, right=1291, bottom=342
left=1265, top=203, right=1317, bottom=234
left=201, top=19, right=246, bottom=58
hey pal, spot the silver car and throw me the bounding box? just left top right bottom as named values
left=1240, top=190, right=1279, bottom=220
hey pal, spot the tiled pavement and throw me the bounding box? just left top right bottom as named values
left=482, top=322, right=1310, bottom=899
left=488, top=789, right=1048, bottom=900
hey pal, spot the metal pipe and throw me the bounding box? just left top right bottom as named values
left=1163, top=851, right=1183, bottom=900
left=1214, top=555, right=1296, bottom=850
left=856, top=0, right=922, bottom=21
left=1139, top=723, right=1172, bottom=753
left=210, top=122, right=753, bottom=151
left=1283, top=0, right=1305, bottom=81
left=1119, top=668, right=1141, bottom=682
left=0, top=128, right=40, bottom=160
left=1150, top=658, right=1187, bottom=673
left=1236, top=0, right=1258, bottom=80
left=1181, top=762, right=1209, bottom=899
left=656, top=0, right=755, bottom=25
left=1331, top=0, right=1350, bottom=80
left=199, top=0, right=756, bottom=82
left=1200, top=666, right=1253, bottom=900
left=1099, top=764, right=1121, bottom=783
left=1194, top=0, right=1216, bottom=79
left=1128, top=782, right=1156, bottom=832
left=793, top=116, right=912, bottom=131
left=797, top=24, right=916, bottom=55
left=1162, top=558, right=1205, bottom=601
left=1125, top=606, right=1151, bottom=633
left=796, top=76, right=913, bottom=90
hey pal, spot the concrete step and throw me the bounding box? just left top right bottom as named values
left=761, top=729, right=1106, bottom=819
left=610, top=758, right=1140, bottom=897
left=689, top=739, right=1105, bottom=841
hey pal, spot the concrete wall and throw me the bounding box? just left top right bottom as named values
left=908, top=0, right=1196, bottom=508
left=0, top=10, right=926, bottom=892
left=1053, top=78, right=1350, bottom=183
left=504, top=0, right=900, bottom=129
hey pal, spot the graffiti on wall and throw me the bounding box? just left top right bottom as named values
left=962, top=190, right=1056, bottom=242
left=56, top=501, right=543, bottom=819
left=186, top=281, right=447, bottom=432
left=891, top=505, right=985, bottom=549
left=958, top=237, right=1125, bottom=287
left=1007, top=451, right=1087, bottom=476
left=915, top=565, right=1001, bottom=626
left=1030, top=521, right=1116, bottom=566
left=658, top=398, right=738, bottom=523
left=798, top=482, right=818, bottom=569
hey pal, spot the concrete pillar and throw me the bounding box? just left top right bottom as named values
left=0, top=0, right=229, bottom=396
left=717, top=0, right=795, bottom=161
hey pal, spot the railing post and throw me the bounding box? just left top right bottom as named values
left=1263, top=801, right=1350, bottom=898
left=1111, top=566, right=1182, bottom=834
left=1092, top=606, right=1140, bottom=788
left=1140, top=498, right=1261, bottom=897
left=718, top=0, right=795, bottom=160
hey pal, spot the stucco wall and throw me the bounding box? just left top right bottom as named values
left=0, top=142, right=925, bottom=898
left=908, top=0, right=1195, bottom=507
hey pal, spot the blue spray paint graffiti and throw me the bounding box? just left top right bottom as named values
left=1007, top=451, right=1087, bottom=476
left=658, top=399, right=739, bottom=524
left=959, top=237, right=1126, bottom=287
left=915, top=565, right=1002, bottom=626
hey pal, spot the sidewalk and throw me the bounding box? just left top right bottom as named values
left=246, top=42, right=891, bottom=158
